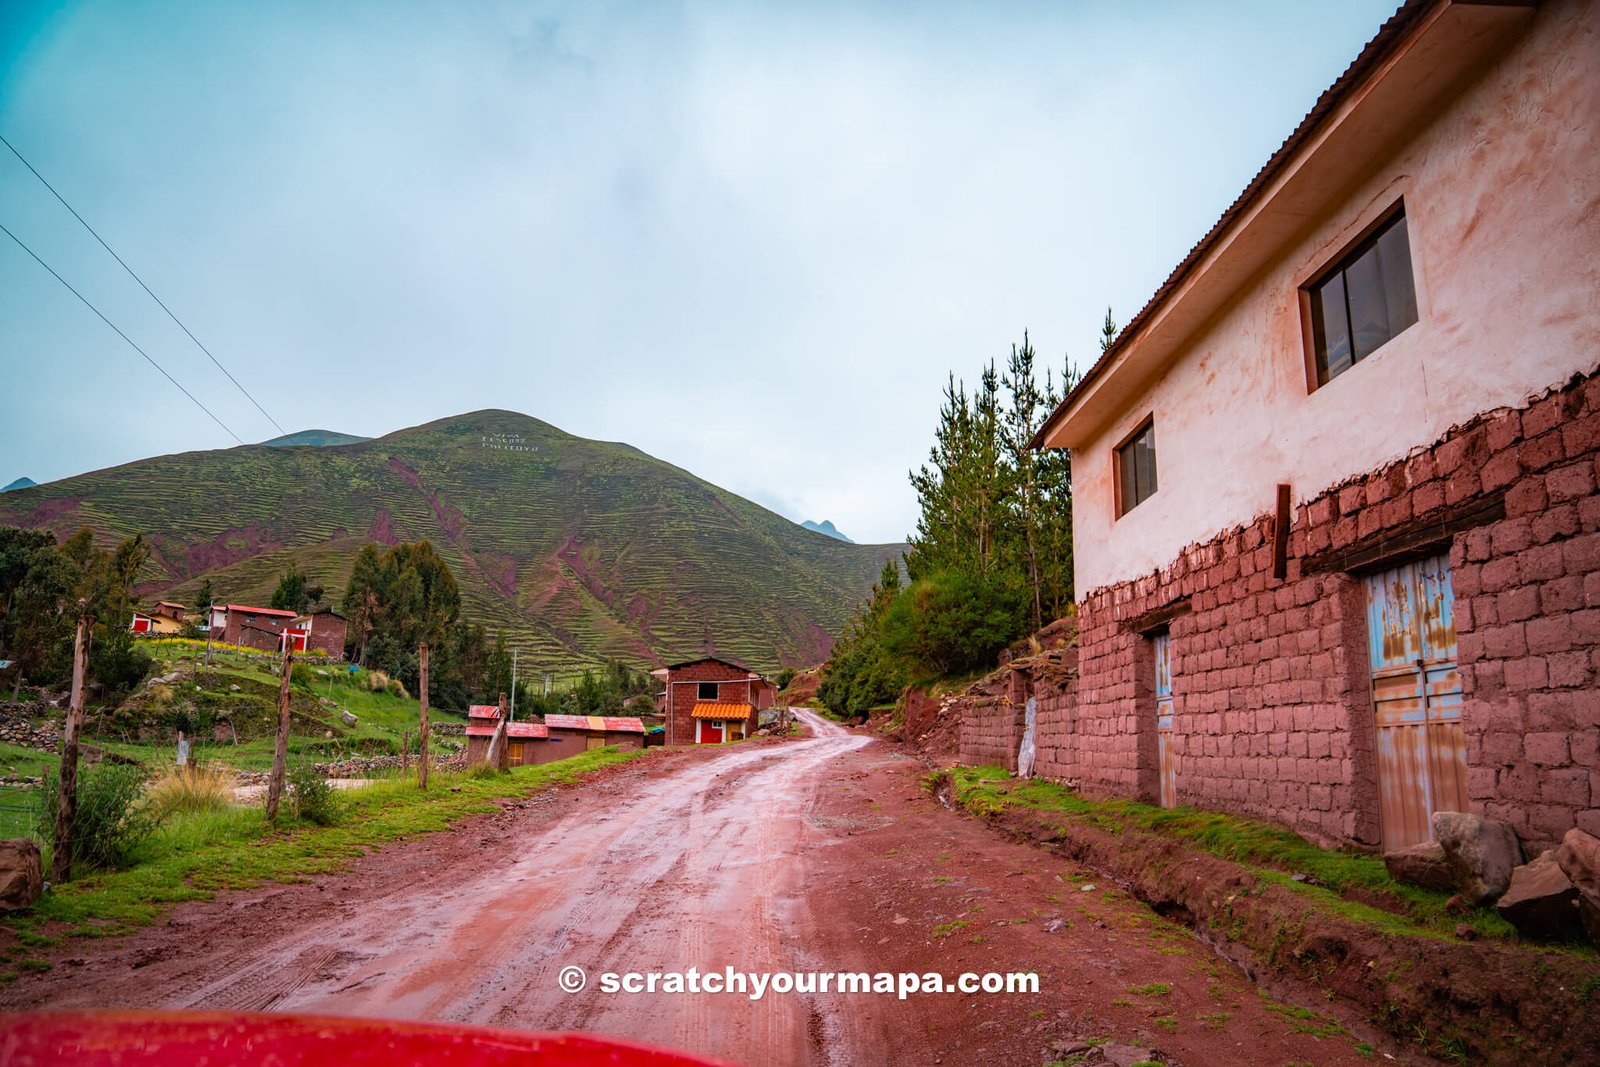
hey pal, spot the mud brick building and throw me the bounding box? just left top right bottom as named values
left=214, top=604, right=298, bottom=653
left=465, top=704, right=552, bottom=766
left=1027, top=0, right=1600, bottom=852
left=659, top=657, right=772, bottom=745
left=290, top=607, right=349, bottom=660
left=543, top=714, right=647, bottom=755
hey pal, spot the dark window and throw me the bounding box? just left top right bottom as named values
left=697, top=681, right=719, bottom=700
left=1309, top=207, right=1417, bottom=385
left=1117, top=419, right=1158, bottom=515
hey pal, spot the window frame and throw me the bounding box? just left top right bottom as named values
left=1300, top=200, right=1418, bottom=390
left=697, top=680, right=720, bottom=701
left=1114, top=415, right=1159, bottom=518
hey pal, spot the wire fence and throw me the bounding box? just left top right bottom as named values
left=0, top=787, right=40, bottom=843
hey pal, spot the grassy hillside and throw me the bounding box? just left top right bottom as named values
left=0, top=411, right=901, bottom=673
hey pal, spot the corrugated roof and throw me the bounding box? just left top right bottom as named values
left=544, top=714, right=646, bottom=733
left=466, top=722, right=547, bottom=738
left=467, top=705, right=502, bottom=720
left=1031, top=0, right=1438, bottom=449
left=225, top=603, right=297, bottom=618
left=691, top=702, right=753, bottom=720
left=665, top=655, right=750, bottom=672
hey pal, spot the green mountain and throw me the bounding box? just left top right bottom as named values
left=264, top=429, right=372, bottom=448
left=2, top=477, right=36, bottom=493
left=0, top=411, right=901, bottom=675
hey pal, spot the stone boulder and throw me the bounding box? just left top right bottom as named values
left=1384, top=840, right=1455, bottom=892
left=1432, top=812, right=1522, bottom=905
left=0, top=838, right=42, bottom=912
left=340, top=710, right=358, bottom=727
left=1556, top=828, right=1600, bottom=946
left=1495, top=849, right=1582, bottom=940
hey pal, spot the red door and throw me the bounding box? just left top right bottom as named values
left=697, top=720, right=723, bottom=744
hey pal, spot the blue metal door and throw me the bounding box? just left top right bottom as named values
left=1154, top=632, right=1175, bottom=809
left=1365, top=553, right=1467, bottom=851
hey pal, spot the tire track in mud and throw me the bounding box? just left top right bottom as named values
left=1, top=717, right=873, bottom=1065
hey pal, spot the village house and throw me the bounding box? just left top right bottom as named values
left=464, top=704, right=552, bottom=766
left=1027, top=0, right=1599, bottom=853
left=658, top=657, right=774, bottom=745
left=291, top=607, right=349, bottom=660
left=543, top=714, right=647, bottom=756
left=211, top=604, right=299, bottom=653
left=129, top=600, right=187, bottom=635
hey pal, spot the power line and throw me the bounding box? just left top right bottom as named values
left=0, top=134, right=286, bottom=436
left=0, top=220, right=244, bottom=445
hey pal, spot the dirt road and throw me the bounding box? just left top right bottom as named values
left=0, top=713, right=1404, bottom=1065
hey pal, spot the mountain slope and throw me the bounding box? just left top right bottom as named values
left=0, top=411, right=901, bottom=673
left=2, top=477, right=37, bottom=493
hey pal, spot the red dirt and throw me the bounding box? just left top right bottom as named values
left=0, top=716, right=1408, bottom=1065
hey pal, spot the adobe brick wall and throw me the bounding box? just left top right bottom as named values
left=664, top=660, right=758, bottom=745
left=302, top=615, right=347, bottom=659
left=1058, top=368, right=1600, bottom=851
left=958, top=696, right=1027, bottom=772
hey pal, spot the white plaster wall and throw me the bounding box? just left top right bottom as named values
left=1074, top=0, right=1600, bottom=596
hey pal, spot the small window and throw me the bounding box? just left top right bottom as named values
left=1116, top=418, right=1158, bottom=515
left=1308, top=206, right=1418, bottom=386
left=697, top=681, right=719, bottom=701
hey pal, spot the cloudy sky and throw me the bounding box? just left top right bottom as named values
left=0, top=0, right=1398, bottom=544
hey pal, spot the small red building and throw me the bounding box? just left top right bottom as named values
left=464, top=705, right=552, bottom=766
left=543, top=715, right=646, bottom=757
left=661, top=657, right=770, bottom=745
left=291, top=607, right=349, bottom=659
left=217, top=604, right=298, bottom=652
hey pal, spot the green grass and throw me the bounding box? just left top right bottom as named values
left=938, top=765, right=1564, bottom=946
left=0, top=747, right=642, bottom=979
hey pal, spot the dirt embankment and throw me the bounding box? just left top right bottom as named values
left=928, top=775, right=1600, bottom=1066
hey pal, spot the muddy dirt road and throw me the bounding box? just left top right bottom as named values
left=1, top=713, right=1403, bottom=1065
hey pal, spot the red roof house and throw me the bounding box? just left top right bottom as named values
left=464, top=705, right=553, bottom=766
left=542, top=714, right=646, bottom=757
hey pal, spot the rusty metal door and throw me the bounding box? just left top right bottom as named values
left=1154, top=632, right=1176, bottom=808
left=1365, top=553, right=1467, bottom=851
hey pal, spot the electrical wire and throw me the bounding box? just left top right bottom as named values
left=0, top=220, right=244, bottom=445
left=1, top=133, right=285, bottom=436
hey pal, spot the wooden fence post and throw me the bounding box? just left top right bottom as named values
left=418, top=643, right=430, bottom=790
left=265, top=644, right=294, bottom=822
left=485, top=692, right=510, bottom=771
left=401, top=729, right=409, bottom=774
left=48, top=611, right=92, bottom=885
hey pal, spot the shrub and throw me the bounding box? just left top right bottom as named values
left=146, top=762, right=237, bottom=820
left=368, top=670, right=390, bottom=693
left=288, top=765, right=341, bottom=826
left=36, top=762, right=159, bottom=872
left=90, top=628, right=155, bottom=704
left=387, top=678, right=410, bottom=700
left=774, top=668, right=797, bottom=690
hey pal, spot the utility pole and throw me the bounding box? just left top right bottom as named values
left=205, top=600, right=214, bottom=665
left=265, top=643, right=294, bottom=822
left=510, top=648, right=518, bottom=722
left=418, top=642, right=430, bottom=790
left=49, top=609, right=92, bottom=885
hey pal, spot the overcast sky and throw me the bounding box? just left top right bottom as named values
left=0, top=0, right=1398, bottom=544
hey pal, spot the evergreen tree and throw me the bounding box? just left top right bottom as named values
left=1100, top=306, right=1118, bottom=353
